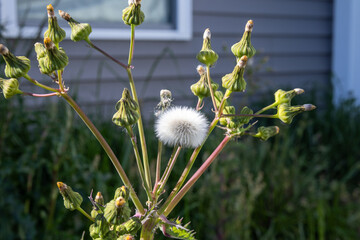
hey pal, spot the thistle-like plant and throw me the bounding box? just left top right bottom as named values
left=0, top=3, right=316, bottom=240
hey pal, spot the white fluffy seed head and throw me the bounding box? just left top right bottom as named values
left=155, top=106, right=209, bottom=148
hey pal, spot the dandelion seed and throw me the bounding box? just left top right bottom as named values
left=155, top=107, right=208, bottom=148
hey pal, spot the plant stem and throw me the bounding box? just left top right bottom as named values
left=55, top=43, right=65, bottom=93
left=153, top=141, right=163, bottom=193
left=24, top=74, right=59, bottom=92
left=156, top=146, right=182, bottom=197
left=85, top=39, right=129, bottom=70
left=163, top=135, right=232, bottom=216
left=206, top=65, right=218, bottom=112
left=61, top=93, right=145, bottom=214
left=126, top=126, right=152, bottom=199
left=255, top=102, right=278, bottom=115
left=23, top=92, right=59, bottom=97
left=127, top=24, right=152, bottom=191
left=221, top=113, right=277, bottom=119
left=76, top=206, right=95, bottom=222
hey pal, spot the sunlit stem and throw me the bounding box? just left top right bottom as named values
left=196, top=98, right=204, bottom=111
left=255, top=102, right=278, bottom=115
left=127, top=23, right=152, bottom=191
left=126, top=126, right=152, bottom=199
left=23, top=92, right=59, bottom=97
left=153, top=141, right=163, bottom=194
left=157, top=146, right=182, bottom=197
left=221, top=113, right=278, bottom=119
left=206, top=65, right=218, bottom=112
left=61, top=93, right=145, bottom=214
left=24, top=74, right=59, bottom=93
left=76, top=206, right=95, bottom=222
left=163, top=135, right=232, bottom=216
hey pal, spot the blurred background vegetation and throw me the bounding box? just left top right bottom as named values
left=1, top=89, right=360, bottom=239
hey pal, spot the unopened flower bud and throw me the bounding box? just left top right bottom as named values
left=116, top=217, right=141, bottom=235
left=114, top=186, right=130, bottom=202
left=57, top=182, right=83, bottom=211
left=0, top=44, right=31, bottom=78
left=104, top=197, right=131, bottom=225
left=237, top=106, right=253, bottom=125
left=191, top=65, right=218, bottom=99
left=277, top=104, right=315, bottom=124
left=91, top=192, right=104, bottom=219
left=274, top=88, right=305, bottom=105
left=196, top=28, right=218, bottom=66
left=214, top=90, right=228, bottom=109
left=231, top=20, right=256, bottom=59
left=35, top=38, right=68, bottom=74
left=112, top=88, right=139, bottom=127
left=95, top=192, right=105, bottom=206
left=44, top=4, right=66, bottom=44
left=254, top=126, right=280, bottom=141
left=122, top=0, right=145, bottom=26
left=0, top=78, right=23, bottom=99
left=59, top=10, right=92, bottom=42
left=89, top=217, right=111, bottom=239
left=222, top=56, right=248, bottom=92
left=220, top=105, right=237, bottom=128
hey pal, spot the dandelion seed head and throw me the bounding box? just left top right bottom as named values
left=155, top=106, right=208, bottom=148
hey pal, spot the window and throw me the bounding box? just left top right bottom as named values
left=0, top=0, right=192, bottom=40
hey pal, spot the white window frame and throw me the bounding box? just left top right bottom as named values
left=0, top=0, right=192, bottom=41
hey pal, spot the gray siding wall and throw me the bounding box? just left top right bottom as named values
left=17, top=0, right=332, bottom=118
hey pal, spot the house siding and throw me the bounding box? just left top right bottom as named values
left=18, top=0, right=333, bottom=117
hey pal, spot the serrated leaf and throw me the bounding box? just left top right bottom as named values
left=159, top=217, right=196, bottom=240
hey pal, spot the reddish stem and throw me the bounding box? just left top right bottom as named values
left=23, top=92, right=59, bottom=97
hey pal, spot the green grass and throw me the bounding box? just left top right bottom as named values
left=0, top=96, right=359, bottom=240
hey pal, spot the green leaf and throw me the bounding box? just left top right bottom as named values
left=159, top=217, right=196, bottom=240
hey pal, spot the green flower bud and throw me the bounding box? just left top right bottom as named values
left=277, top=103, right=316, bottom=124
left=220, top=106, right=237, bottom=129
left=104, top=197, right=131, bottom=225
left=91, top=192, right=105, bottom=219
left=231, top=20, right=256, bottom=60
left=59, top=10, right=92, bottom=42
left=35, top=38, right=69, bottom=74
left=122, top=0, right=145, bottom=26
left=196, top=28, right=218, bottom=66
left=214, top=90, right=228, bottom=109
left=114, top=186, right=130, bottom=202
left=115, top=217, right=141, bottom=235
left=238, top=106, right=253, bottom=125
left=89, top=216, right=111, bottom=239
left=0, top=44, right=30, bottom=78
left=190, top=65, right=218, bottom=99
left=222, top=56, right=248, bottom=92
left=0, top=78, right=23, bottom=99
left=44, top=4, right=66, bottom=44
left=274, top=88, right=304, bottom=105
left=57, top=182, right=83, bottom=211
left=254, top=126, right=280, bottom=141
left=112, top=88, right=139, bottom=127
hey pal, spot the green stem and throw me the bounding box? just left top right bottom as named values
left=76, top=206, right=95, bottom=222
left=61, top=93, right=145, bottom=214
left=153, top=141, right=163, bottom=193
left=206, top=65, right=218, bottom=112
left=55, top=43, right=65, bottom=93
left=24, top=74, right=59, bottom=93
left=255, top=102, right=278, bottom=115
left=163, top=135, right=232, bottom=216
left=126, top=126, right=152, bottom=199
left=127, top=24, right=152, bottom=190
left=156, top=146, right=182, bottom=197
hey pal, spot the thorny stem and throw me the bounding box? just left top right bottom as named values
left=163, top=135, right=232, bottom=216
left=76, top=206, right=95, bottom=222
left=24, top=74, right=59, bottom=93
left=127, top=24, right=152, bottom=191
left=61, top=93, right=145, bottom=214
left=157, top=146, right=182, bottom=197
left=206, top=65, right=218, bottom=112
left=126, top=126, right=152, bottom=199
left=85, top=39, right=129, bottom=70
